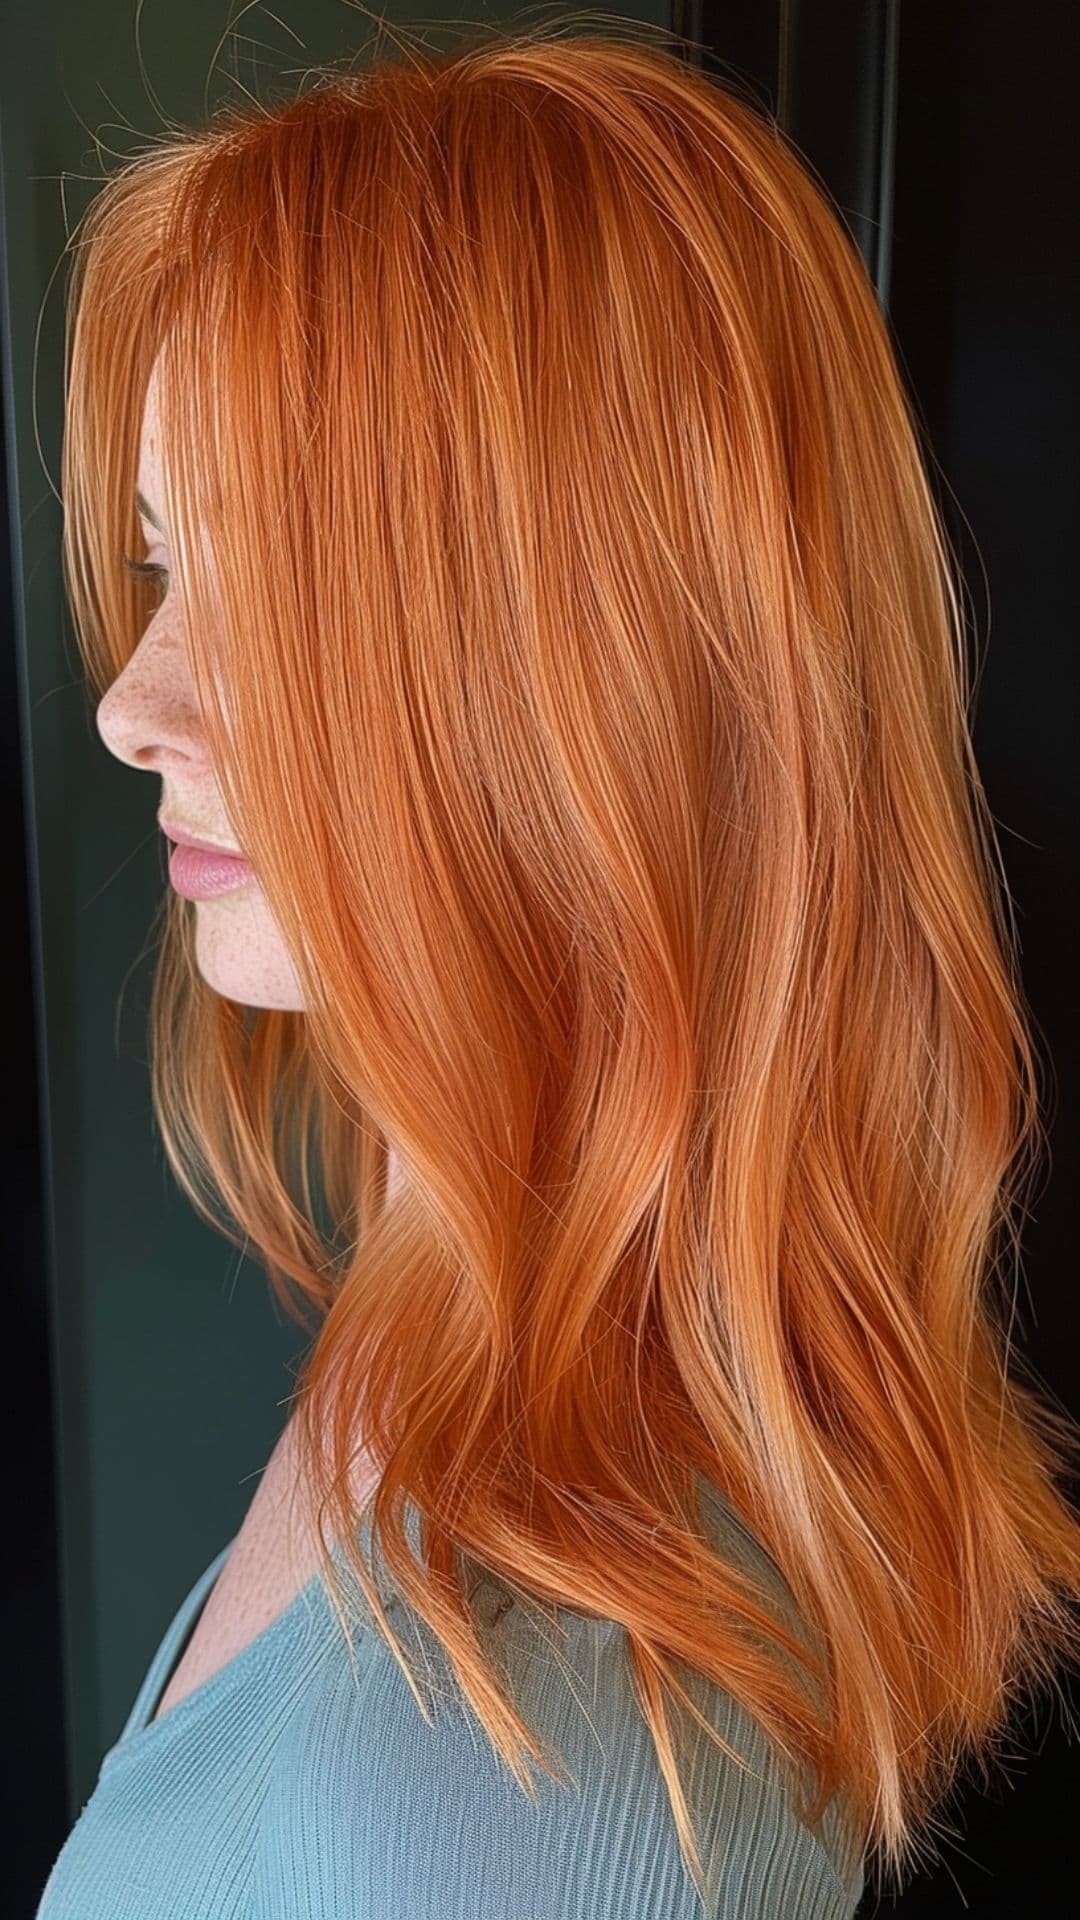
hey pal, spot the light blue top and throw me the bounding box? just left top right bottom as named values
left=35, top=1479, right=865, bottom=1918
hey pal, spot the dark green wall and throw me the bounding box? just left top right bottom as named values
left=0, top=0, right=665, bottom=1816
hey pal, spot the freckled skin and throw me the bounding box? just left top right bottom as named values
left=95, top=354, right=308, bottom=1012
left=94, top=355, right=401, bottom=1717
left=96, top=353, right=406, bottom=1199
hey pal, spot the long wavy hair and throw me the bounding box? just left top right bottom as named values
left=60, top=13, right=1080, bottom=1904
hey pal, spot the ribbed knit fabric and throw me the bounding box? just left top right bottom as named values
left=36, top=1478, right=865, bottom=1918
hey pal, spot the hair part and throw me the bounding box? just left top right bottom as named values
left=61, top=12, right=1080, bottom=1904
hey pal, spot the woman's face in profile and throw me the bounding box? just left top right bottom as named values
left=95, top=358, right=307, bottom=1012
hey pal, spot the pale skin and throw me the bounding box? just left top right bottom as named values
left=95, top=355, right=392, bottom=1720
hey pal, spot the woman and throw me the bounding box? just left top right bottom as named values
left=37, top=18, right=1080, bottom=1918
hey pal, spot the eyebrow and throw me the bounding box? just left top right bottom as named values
left=135, top=487, right=166, bottom=535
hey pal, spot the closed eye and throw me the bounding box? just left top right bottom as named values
left=122, top=553, right=169, bottom=596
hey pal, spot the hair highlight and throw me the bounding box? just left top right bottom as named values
left=60, top=14, right=1080, bottom=1905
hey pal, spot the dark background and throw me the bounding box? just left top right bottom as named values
left=4, top=2, right=1076, bottom=1912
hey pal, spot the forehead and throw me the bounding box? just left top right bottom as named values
left=137, top=353, right=164, bottom=489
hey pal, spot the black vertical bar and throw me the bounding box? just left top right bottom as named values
left=0, top=136, right=70, bottom=1914
left=670, top=0, right=900, bottom=301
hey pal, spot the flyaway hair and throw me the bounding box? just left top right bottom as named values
left=60, top=13, right=1080, bottom=1906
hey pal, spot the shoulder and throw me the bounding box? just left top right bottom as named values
left=454, top=1584, right=861, bottom=1919
left=273, top=1485, right=864, bottom=1919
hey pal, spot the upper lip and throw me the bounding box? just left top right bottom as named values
left=159, top=816, right=249, bottom=860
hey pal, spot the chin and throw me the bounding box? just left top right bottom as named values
left=190, top=890, right=307, bottom=1011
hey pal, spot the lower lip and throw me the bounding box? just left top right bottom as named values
left=168, top=841, right=256, bottom=900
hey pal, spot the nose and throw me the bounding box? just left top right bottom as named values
left=95, top=612, right=212, bottom=777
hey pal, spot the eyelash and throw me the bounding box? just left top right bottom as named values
left=122, top=554, right=169, bottom=592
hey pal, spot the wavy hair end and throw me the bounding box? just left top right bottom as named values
left=60, top=12, right=1080, bottom=1906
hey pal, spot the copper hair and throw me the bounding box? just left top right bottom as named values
left=60, top=15, right=1080, bottom=1904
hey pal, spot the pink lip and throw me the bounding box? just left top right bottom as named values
left=159, top=817, right=244, bottom=855
left=160, top=820, right=255, bottom=900
left=167, top=842, right=256, bottom=899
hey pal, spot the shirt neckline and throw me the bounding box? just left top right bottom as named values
left=100, top=1540, right=329, bottom=1771
left=100, top=1494, right=419, bottom=1771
